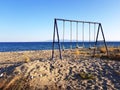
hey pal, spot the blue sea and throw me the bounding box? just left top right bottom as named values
left=0, top=42, right=120, bottom=52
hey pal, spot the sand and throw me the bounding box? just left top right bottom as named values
left=0, top=49, right=120, bottom=90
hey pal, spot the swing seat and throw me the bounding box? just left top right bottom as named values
left=62, top=45, right=65, bottom=51
left=78, top=46, right=84, bottom=49
left=89, top=46, right=96, bottom=50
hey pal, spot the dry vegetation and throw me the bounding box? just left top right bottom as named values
left=98, top=46, right=120, bottom=60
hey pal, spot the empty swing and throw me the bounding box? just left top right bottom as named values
left=76, top=22, right=85, bottom=49
left=82, top=22, right=85, bottom=48
left=75, top=22, right=81, bottom=55
left=94, top=24, right=96, bottom=47
left=62, top=20, right=65, bottom=51
left=76, top=22, right=79, bottom=48
left=89, top=23, right=91, bottom=48
left=89, top=23, right=96, bottom=49
left=70, top=21, right=72, bottom=49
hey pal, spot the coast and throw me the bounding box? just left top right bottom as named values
left=0, top=49, right=120, bottom=90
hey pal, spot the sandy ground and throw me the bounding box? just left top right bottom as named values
left=0, top=49, right=120, bottom=90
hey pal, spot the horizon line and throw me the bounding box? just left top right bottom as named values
left=0, top=40, right=120, bottom=42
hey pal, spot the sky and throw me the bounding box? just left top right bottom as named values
left=0, top=0, right=120, bottom=42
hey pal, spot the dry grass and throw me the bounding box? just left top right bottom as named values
left=71, top=49, right=89, bottom=56
left=72, top=49, right=80, bottom=55
left=93, top=46, right=120, bottom=60
left=23, top=54, right=31, bottom=63
left=79, top=72, right=95, bottom=80
left=109, top=54, right=120, bottom=60
left=99, top=47, right=107, bottom=53
left=100, top=53, right=120, bottom=60
left=93, top=54, right=102, bottom=58
left=24, top=56, right=30, bottom=63
left=99, top=47, right=120, bottom=53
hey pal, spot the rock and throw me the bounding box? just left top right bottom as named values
left=0, top=73, right=3, bottom=78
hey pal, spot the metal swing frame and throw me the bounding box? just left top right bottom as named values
left=52, top=18, right=108, bottom=59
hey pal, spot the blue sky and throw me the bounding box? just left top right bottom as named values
left=0, top=0, right=120, bottom=42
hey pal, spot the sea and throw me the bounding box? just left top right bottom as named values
left=0, top=42, right=120, bottom=52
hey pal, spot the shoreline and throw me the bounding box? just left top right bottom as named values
left=0, top=41, right=120, bottom=53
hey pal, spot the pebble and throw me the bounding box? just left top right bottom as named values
left=0, top=73, right=3, bottom=77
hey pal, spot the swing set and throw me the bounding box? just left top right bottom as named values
left=52, top=18, right=108, bottom=59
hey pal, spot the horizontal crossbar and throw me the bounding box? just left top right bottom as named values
left=55, top=18, right=100, bottom=24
